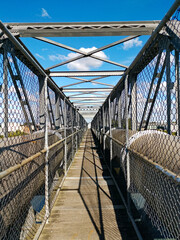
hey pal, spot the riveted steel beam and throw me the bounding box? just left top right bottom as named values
left=49, top=70, right=124, bottom=77
left=63, top=88, right=113, bottom=92
left=5, top=21, right=160, bottom=37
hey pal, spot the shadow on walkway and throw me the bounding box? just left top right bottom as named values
left=78, top=130, right=138, bottom=240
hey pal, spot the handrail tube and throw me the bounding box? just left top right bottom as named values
left=0, top=129, right=84, bottom=180
left=104, top=132, right=180, bottom=182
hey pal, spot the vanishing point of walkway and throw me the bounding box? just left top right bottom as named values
left=39, top=130, right=138, bottom=240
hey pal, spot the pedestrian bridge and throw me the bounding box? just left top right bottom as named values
left=0, top=1, right=180, bottom=240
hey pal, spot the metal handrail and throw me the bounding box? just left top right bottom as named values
left=0, top=129, right=84, bottom=180
left=103, top=132, right=180, bottom=182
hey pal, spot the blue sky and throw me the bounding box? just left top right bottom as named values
left=0, top=0, right=176, bottom=91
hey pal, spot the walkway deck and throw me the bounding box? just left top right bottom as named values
left=39, top=130, right=138, bottom=240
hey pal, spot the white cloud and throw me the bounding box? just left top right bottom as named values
left=49, top=47, right=108, bottom=71
left=35, top=53, right=45, bottom=60
left=49, top=54, right=68, bottom=61
left=41, top=8, right=51, bottom=18
left=122, top=37, right=142, bottom=50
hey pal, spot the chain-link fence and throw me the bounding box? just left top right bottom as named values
left=92, top=6, right=180, bottom=240
left=0, top=38, right=87, bottom=239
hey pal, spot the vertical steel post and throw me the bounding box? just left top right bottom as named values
left=75, top=107, right=78, bottom=152
left=39, top=76, right=45, bottom=130
left=131, top=74, right=137, bottom=131
left=64, top=99, right=67, bottom=174
left=3, top=43, right=8, bottom=138
left=166, top=47, right=171, bottom=134
left=125, top=75, right=131, bottom=209
left=175, top=50, right=180, bottom=136
left=55, top=92, right=60, bottom=129
left=108, top=97, right=112, bottom=171
left=71, top=106, right=74, bottom=160
left=103, top=105, right=106, bottom=156
left=44, top=76, right=49, bottom=219
left=118, top=92, right=122, bottom=128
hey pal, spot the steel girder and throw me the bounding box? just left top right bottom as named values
left=4, top=21, right=160, bottom=37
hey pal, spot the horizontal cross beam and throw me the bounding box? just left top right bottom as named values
left=6, top=21, right=160, bottom=37
left=70, top=97, right=106, bottom=100
left=49, top=70, right=124, bottom=77
left=63, top=88, right=112, bottom=92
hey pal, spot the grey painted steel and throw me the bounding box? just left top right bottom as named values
left=7, top=58, right=33, bottom=133
left=145, top=54, right=167, bottom=130
left=70, top=107, right=74, bottom=159
left=47, top=87, right=55, bottom=129
left=125, top=75, right=130, bottom=209
left=0, top=21, right=76, bottom=109
left=103, top=105, right=106, bottom=155
left=61, top=76, right=114, bottom=88
left=36, top=37, right=129, bottom=70
left=74, top=102, right=104, bottom=105
left=175, top=50, right=180, bottom=136
left=69, top=97, right=106, bottom=100
left=3, top=43, right=8, bottom=138
left=110, top=0, right=180, bottom=100
left=131, top=75, right=137, bottom=131
left=139, top=49, right=163, bottom=130
left=64, top=99, right=67, bottom=174
left=39, top=76, right=45, bottom=130
left=67, top=92, right=109, bottom=98
left=55, top=92, right=60, bottom=129
left=12, top=53, right=37, bottom=131
left=166, top=47, right=171, bottom=134
left=44, top=76, right=49, bottom=219
left=118, top=93, right=122, bottom=128
left=49, top=70, right=124, bottom=77
left=108, top=98, right=112, bottom=171
left=43, top=36, right=137, bottom=70
left=63, top=88, right=113, bottom=92
left=5, top=21, right=160, bottom=37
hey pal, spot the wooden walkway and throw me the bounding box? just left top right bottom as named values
left=39, top=130, right=138, bottom=240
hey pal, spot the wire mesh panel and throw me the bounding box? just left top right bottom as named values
left=0, top=40, right=46, bottom=240
left=0, top=38, right=87, bottom=240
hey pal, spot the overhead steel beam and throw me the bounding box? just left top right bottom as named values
left=78, top=107, right=99, bottom=110
left=70, top=97, right=106, bottom=100
left=49, top=70, right=124, bottom=77
left=63, top=88, right=112, bottom=92
left=61, top=76, right=113, bottom=88
left=5, top=21, right=160, bottom=37
left=34, top=37, right=129, bottom=70
left=40, top=36, right=137, bottom=70
left=67, top=92, right=109, bottom=97
left=73, top=102, right=104, bottom=105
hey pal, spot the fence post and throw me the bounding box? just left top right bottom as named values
left=55, top=92, right=60, bottom=129
left=75, top=107, right=78, bottom=151
left=175, top=50, right=180, bottom=136
left=64, top=99, right=67, bottom=175
left=44, top=76, right=49, bottom=219
left=2, top=41, right=8, bottom=138
left=131, top=74, right=137, bottom=131
left=166, top=46, right=171, bottom=134
left=118, top=92, right=122, bottom=128
left=125, top=75, right=131, bottom=210
left=108, top=97, right=112, bottom=171
left=103, top=105, right=106, bottom=156
left=71, top=106, right=74, bottom=159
